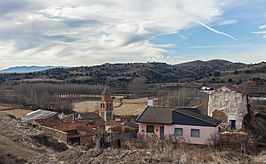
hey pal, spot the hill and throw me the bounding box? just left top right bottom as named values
left=1, top=60, right=265, bottom=88
left=174, top=59, right=246, bottom=80
left=0, top=66, right=66, bottom=73
left=196, top=61, right=266, bottom=92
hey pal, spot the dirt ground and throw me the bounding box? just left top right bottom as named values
left=0, top=113, right=40, bottom=163
left=0, top=134, right=40, bottom=163
left=0, top=113, right=68, bottom=164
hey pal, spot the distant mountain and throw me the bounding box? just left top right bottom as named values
left=175, top=59, right=245, bottom=69
left=174, top=59, right=246, bottom=79
left=0, top=66, right=66, bottom=73
left=1, top=60, right=263, bottom=87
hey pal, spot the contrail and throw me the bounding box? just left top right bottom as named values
left=197, top=21, right=237, bottom=40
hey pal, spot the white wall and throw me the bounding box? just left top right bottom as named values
left=208, top=86, right=248, bottom=130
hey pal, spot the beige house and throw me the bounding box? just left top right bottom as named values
left=207, top=86, right=248, bottom=131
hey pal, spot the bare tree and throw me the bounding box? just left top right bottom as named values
left=127, top=78, right=147, bottom=97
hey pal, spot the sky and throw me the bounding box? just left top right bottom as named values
left=0, top=0, right=266, bottom=69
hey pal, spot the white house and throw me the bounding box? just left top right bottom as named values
left=207, top=86, right=248, bottom=131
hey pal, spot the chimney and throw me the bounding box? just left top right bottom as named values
left=60, top=112, right=64, bottom=119
left=147, top=98, right=153, bottom=107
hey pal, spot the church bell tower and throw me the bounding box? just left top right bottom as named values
left=99, top=85, right=113, bottom=121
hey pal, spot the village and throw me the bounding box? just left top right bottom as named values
left=1, top=84, right=265, bottom=151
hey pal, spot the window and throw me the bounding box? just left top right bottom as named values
left=101, top=103, right=105, bottom=108
left=174, top=128, right=183, bottom=136
left=191, top=129, right=200, bottom=137
left=229, top=120, right=236, bottom=130
left=146, top=125, right=154, bottom=133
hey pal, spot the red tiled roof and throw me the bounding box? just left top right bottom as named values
left=62, top=112, right=105, bottom=128
left=37, top=116, right=62, bottom=128
left=37, top=116, right=77, bottom=132
left=57, top=123, right=77, bottom=132
left=73, top=121, right=96, bottom=129
left=38, top=114, right=102, bottom=135
left=73, top=120, right=98, bottom=136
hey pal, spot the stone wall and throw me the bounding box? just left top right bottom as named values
left=80, top=135, right=95, bottom=148
left=41, top=126, right=68, bottom=143
left=208, top=86, right=248, bottom=130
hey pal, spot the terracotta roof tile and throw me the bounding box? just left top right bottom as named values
left=57, top=123, right=77, bottom=131
left=63, top=112, right=105, bottom=128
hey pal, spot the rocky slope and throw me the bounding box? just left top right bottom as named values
left=0, top=113, right=68, bottom=163
left=0, top=113, right=265, bottom=164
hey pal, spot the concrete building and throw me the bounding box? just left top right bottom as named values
left=136, top=107, right=221, bottom=145
left=207, top=86, right=248, bottom=131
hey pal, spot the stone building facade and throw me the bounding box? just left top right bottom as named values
left=207, top=86, right=248, bottom=131
left=98, top=85, right=113, bottom=121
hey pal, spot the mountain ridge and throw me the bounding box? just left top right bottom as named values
left=0, top=66, right=67, bottom=73
left=1, top=59, right=261, bottom=86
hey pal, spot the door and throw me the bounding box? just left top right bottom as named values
left=160, top=126, right=164, bottom=139
left=229, top=120, right=236, bottom=130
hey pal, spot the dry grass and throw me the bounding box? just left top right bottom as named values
left=28, top=135, right=266, bottom=163
left=73, top=101, right=98, bottom=113
left=0, top=109, right=32, bottom=118
left=122, top=135, right=262, bottom=164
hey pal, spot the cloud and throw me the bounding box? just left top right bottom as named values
left=196, top=21, right=237, bottom=40
left=0, top=0, right=228, bottom=68
left=253, top=24, right=266, bottom=38
left=253, top=31, right=266, bottom=34
left=216, top=19, right=238, bottom=26
left=259, top=24, right=266, bottom=29
left=0, top=0, right=29, bottom=15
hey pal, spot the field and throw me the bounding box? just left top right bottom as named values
left=0, top=103, right=32, bottom=118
